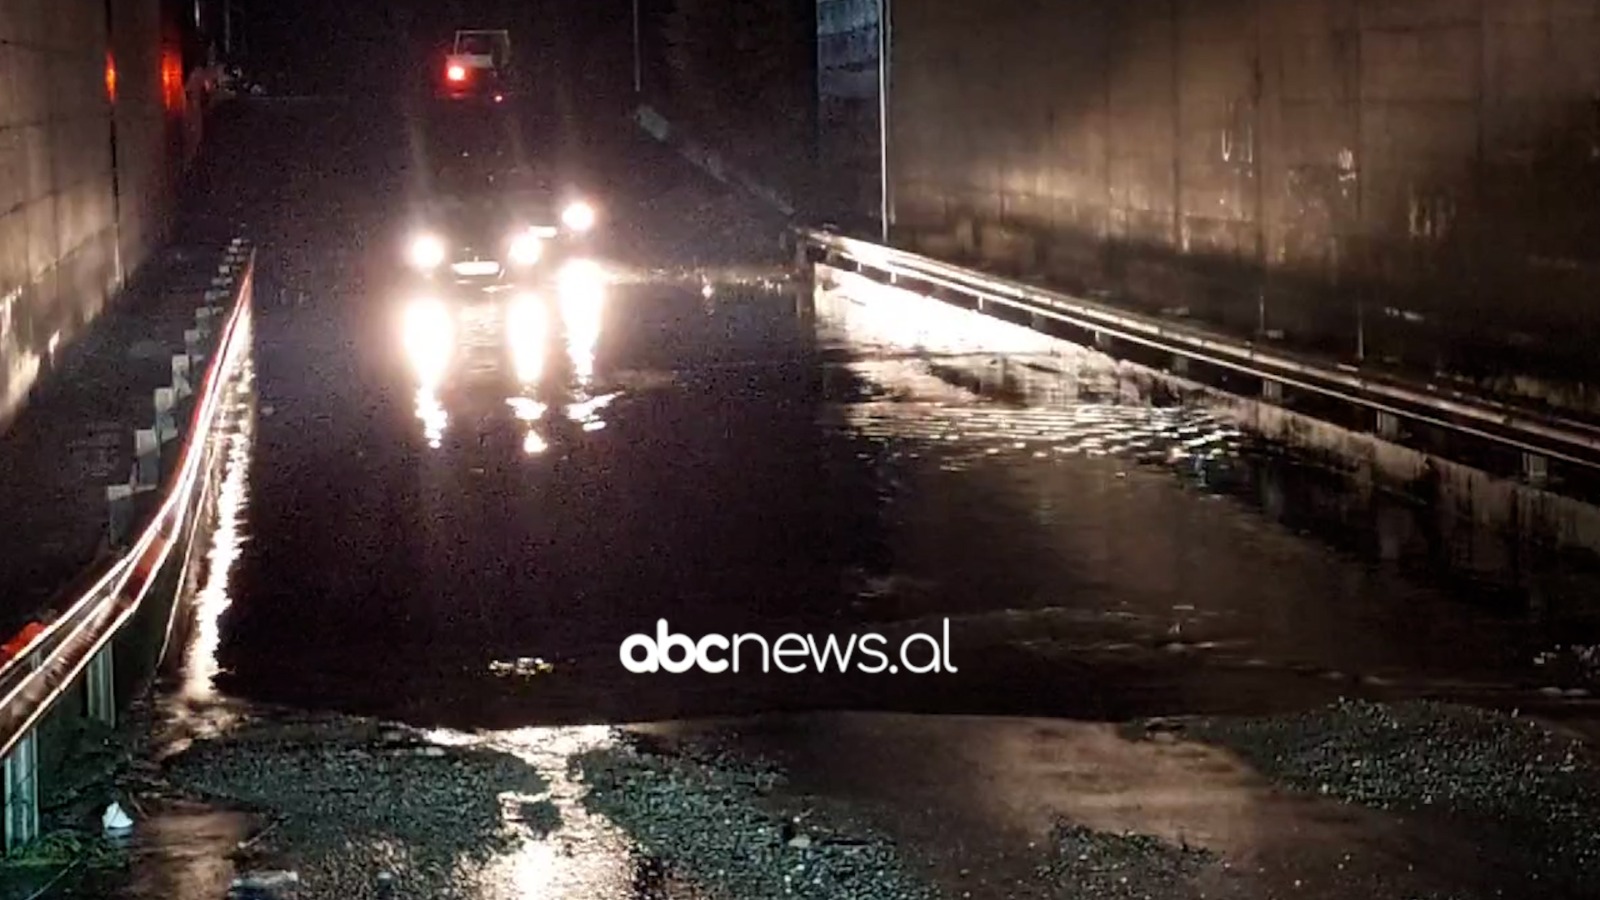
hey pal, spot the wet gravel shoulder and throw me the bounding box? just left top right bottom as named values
left=79, top=708, right=558, bottom=900
left=35, top=699, right=1600, bottom=900
left=571, top=733, right=940, bottom=900
left=1140, top=699, right=1600, bottom=899
left=574, top=727, right=1232, bottom=900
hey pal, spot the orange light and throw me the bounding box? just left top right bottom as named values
left=160, top=49, right=184, bottom=112
left=105, top=51, right=117, bottom=102
left=447, top=64, right=466, bottom=82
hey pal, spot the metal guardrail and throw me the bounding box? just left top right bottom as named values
left=798, top=228, right=1600, bottom=475
left=0, top=243, right=255, bottom=764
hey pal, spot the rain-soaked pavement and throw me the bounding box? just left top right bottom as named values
left=64, top=97, right=1600, bottom=899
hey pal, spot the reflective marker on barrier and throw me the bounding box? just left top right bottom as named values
left=172, top=355, right=192, bottom=400
left=134, top=429, right=159, bottom=487
left=154, top=388, right=178, bottom=443
left=106, top=483, right=134, bottom=546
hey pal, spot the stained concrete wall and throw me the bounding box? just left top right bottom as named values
left=891, top=0, right=1600, bottom=407
left=0, top=0, right=175, bottom=430
left=817, top=0, right=881, bottom=224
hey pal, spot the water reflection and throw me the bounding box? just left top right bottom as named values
left=403, top=298, right=456, bottom=448
left=558, top=260, right=605, bottom=388
left=815, top=265, right=1600, bottom=701
left=181, top=371, right=256, bottom=704
left=566, top=393, right=616, bottom=431
left=507, top=294, right=548, bottom=387
left=506, top=295, right=553, bottom=453
left=416, top=725, right=655, bottom=898
left=403, top=298, right=455, bottom=384
left=399, top=262, right=611, bottom=454
left=416, top=386, right=448, bottom=448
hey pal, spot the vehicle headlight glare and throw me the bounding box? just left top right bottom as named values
left=409, top=233, right=446, bottom=270
left=508, top=231, right=544, bottom=266
left=402, top=297, right=454, bottom=382
left=558, top=258, right=604, bottom=299
left=561, top=201, right=596, bottom=233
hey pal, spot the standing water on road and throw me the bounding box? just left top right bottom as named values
left=48, top=98, right=1600, bottom=900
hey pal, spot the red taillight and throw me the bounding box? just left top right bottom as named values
left=446, top=64, right=466, bottom=82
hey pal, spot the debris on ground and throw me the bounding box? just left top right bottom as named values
left=1039, top=821, right=1217, bottom=900
left=572, top=737, right=938, bottom=900
left=159, top=716, right=558, bottom=899
left=1182, top=699, right=1600, bottom=897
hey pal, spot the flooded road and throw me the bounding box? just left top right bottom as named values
left=86, top=97, right=1600, bottom=900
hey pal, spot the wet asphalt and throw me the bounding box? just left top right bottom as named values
left=88, top=95, right=1600, bottom=900
left=174, top=97, right=1600, bottom=733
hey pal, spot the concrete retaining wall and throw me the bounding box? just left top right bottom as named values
left=817, top=0, right=881, bottom=224
left=891, top=0, right=1600, bottom=412
left=0, top=0, right=176, bottom=431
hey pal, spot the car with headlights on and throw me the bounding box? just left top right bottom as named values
left=401, top=167, right=599, bottom=302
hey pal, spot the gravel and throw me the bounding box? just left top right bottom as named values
left=1184, top=699, right=1600, bottom=896
left=161, top=717, right=557, bottom=899
left=571, top=737, right=939, bottom=900
left=1039, top=822, right=1216, bottom=900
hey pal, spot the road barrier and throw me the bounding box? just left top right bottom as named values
left=796, top=227, right=1600, bottom=498
left=0, top=239, right=255, bottom=852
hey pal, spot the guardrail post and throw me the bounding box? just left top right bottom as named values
left=2, top=712, right=39, bottom=852
left=135, top=428, right=160, bottom=487
left=1262, top=379, right=1284, bottom=403
left=1375, top=410, right=1401, bottom=441
left=107, top=483, right=135, bottom=546
left=185, top=328, right=206, bottom=369
left=1170, top=354, right=1189, bottom=376
left=86, top=648, right=115, bottom=727
left=1524, top=452, right=1549, bottom=488
left=172, top=354, right=193, bottom=401
left=154, top=387, right=178, bottom=443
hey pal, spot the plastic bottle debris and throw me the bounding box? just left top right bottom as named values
left=102, top=801, right=134, bottom=834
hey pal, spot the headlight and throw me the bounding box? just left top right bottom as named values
left=507, top=230, right=544, bottom=266
left=408, top=233, right=446, bottom=270
left=561, top=201, right=596, bottom=233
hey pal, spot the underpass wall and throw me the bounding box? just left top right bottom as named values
left=892, top=0, right=1600, bottom=414
left=0, top=0, right=176, bottom=431
left=110, top=0, right=174, bottom=274
left=817, top=0, right=880, bottom=226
